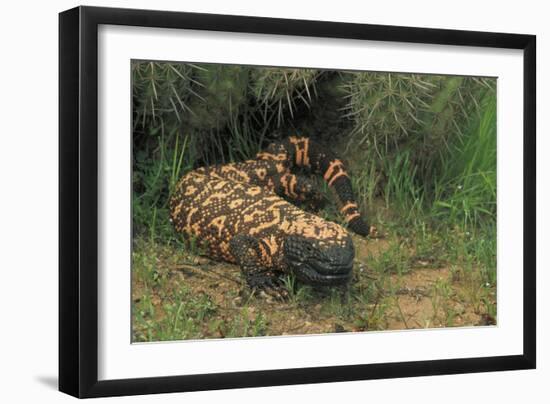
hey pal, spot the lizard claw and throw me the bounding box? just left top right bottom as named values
left=247, top=274, right=289, bottom=301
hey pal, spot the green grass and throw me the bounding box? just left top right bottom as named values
left=432, top=93, right=497, bottom=228
left=132, top=217, right=497, bottom=340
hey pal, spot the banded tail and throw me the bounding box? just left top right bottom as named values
left=258, top=136, right=371, bottom=237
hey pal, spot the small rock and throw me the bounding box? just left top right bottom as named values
left=334, top=324, right=346, bottom=333
left=191, top=256, right=210, bottom=266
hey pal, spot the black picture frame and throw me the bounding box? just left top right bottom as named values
left=59, top=5, right=536, bottom=398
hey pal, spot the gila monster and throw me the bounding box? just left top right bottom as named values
left=169, top=136, right=371, bottom=292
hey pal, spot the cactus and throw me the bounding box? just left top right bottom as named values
left=342, top=72, right=435, bottom=151
left=186, top=64, right=249, bottom=131
left=251, top=68, right=320, bottom=127
left=132, top=61, right=200, bottom=133
left=341, top=72, right=495, bottom=170
left=131, top=61, right=497, bottom=240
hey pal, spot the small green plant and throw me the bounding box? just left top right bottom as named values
left=350, top=158, right=381, bottom=210
left=222, top=309, right=268, bottom=338
left=381, top=150, right=424, bottom=220
left=353, top=299, right=389, bottom=331
left=282, top=274, right=313, bottom=305
left=430, top=277, right=454, bottom=325
left=367, top=239, right=411, bottom=276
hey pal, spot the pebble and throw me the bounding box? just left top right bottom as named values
left=191, top=256, right=210, bottom=266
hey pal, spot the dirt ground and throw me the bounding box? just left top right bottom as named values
left=132, top=231, right=496, bottom=341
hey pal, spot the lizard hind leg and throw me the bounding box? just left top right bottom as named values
left=229, top=234, right=288, bottom=299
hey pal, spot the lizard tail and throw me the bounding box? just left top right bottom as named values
left=263, top=136, right=371, bottom=237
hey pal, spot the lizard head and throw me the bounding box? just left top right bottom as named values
left=282, top=219, right=354, bottom=286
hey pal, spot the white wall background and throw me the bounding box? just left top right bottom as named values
left=0, top=0, right=545, bottom=402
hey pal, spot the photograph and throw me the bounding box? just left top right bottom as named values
left=131, top=61, right=497, bottom=342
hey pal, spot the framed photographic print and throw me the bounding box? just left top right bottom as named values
left=59, top=6, right=536, bottom=398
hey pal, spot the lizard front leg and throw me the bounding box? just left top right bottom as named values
left=229, top=234, right=288, bottom=299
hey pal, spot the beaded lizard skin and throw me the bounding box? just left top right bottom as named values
left=169, top=136, right=371, bottom=291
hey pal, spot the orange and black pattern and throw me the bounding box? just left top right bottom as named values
left=169, top=136, right=369, bottom=289
left=193, top=158, right=323, bottom=208
left=257, top=136, right=370, bottom=236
